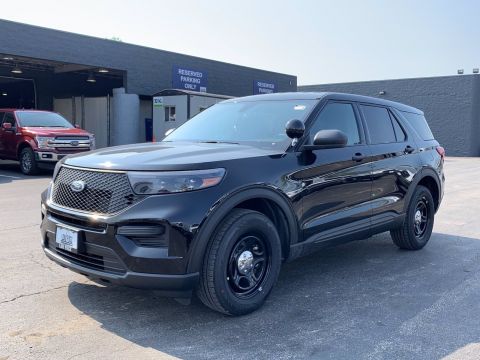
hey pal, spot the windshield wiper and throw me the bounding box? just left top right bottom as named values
left=197, top=140, right=240, bottom=145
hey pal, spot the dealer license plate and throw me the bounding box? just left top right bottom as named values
left=55, top=226, right=78, bottom=252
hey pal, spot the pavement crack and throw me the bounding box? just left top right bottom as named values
left=0, top=281, right=89, bottom=305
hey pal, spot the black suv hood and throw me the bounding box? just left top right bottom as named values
left=64, top=141, right=283, bottom=171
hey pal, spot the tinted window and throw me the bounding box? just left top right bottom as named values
left=310, top=102, right=360, bottom=145
left=390, top=112, right=406, bottom=142
left=0, top=112, right=4, bottom=124
left=360, top=105, right=396, bottom=144
left=164, top=100, right=317, bottom=150
left=3, top=113, right=16, bottom=127
left=401, top=111, right=434, bottom=140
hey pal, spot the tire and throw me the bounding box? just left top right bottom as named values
left=19, top=147, right=39, bottom=175
left=390, top=185, right=435, bottom=250
left=197, top=208, right=282, bottom=316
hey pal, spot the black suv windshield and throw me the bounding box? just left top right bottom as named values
left=164, top=99, right=318, bottom=149
left=16, top=111, right=73, bottom=128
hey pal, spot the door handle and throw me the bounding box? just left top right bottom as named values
left=352, top=153, right=367, bottom=162
left=405, top=145, right=415, bottom=154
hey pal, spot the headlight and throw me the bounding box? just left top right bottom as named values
left=127, top=168, right=226, bottom=195
left=89, top=135, right=96, bottom=150
left=35, top=136, right=55, bottom=150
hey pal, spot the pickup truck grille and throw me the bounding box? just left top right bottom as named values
left=51, top=166, right=138, bottom=215
left=49, top=136, right=91, bottom=150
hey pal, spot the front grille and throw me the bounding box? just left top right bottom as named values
left=55, top=136, right=90, bottom=140
left=51, top=166, right=138, bottom=215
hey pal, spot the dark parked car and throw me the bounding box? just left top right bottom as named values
left=0, top=109, right=94, bottom=175
left=40, top=92, right=445, bottom=315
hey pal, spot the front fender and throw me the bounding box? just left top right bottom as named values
left=186, top=184, right=300, bottom=273
left=16, top=136, right=37, bottom=156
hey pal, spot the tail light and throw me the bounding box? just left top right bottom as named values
left=436, top=146, right=445, bottom=159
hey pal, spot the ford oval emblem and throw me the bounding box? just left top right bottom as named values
left=70, top=140, right=80, bottom=146
left=70, top=180, right=86, bottom=193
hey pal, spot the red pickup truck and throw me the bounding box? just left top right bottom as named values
left=0, top=109, right=94, bottom=175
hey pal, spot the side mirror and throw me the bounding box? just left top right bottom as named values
left=165, top=128, right=175, bottom=137
left=285, top=119, right=305, bottom=139
left=2, top=122, right=13, bottom=131
left=302, top=130, right=348, bottom=151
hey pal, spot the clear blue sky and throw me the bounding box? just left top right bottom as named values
left=1, top=0, right=479, bottom=85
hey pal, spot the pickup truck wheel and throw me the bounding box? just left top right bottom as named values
left=197, top=209, right=282, bottom=316
left=390, top=185, right=435, bottom=250
left=20, top=147, right=39, bottom=175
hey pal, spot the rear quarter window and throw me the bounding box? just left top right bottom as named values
left=400, top=111, right=434, bottom=140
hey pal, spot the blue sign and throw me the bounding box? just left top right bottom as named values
left=172, top=65, right=208, bottom=92
left=253, top=80, right=276, bottom=95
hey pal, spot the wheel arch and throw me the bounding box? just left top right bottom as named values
left=405, top=168, right=441, bottom=213
left=16, top=139, right=35, bottom=160
left=186, top=185, right=300, bottom=273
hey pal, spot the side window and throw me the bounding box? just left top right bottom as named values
left=0, top=112, right=5, bottom=125
left=3, top=113, right=16, bottom=127
left=310, top=102, right=361, bottom=145
left=389, top=112, right=406, bottom=142
left=360, top=105, right=396, bottom=144
left=400, top=111, right=434, bottom=140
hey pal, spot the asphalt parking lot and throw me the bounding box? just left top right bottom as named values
left=0, top=157, right=479, bottom=360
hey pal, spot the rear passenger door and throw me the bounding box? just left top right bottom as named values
left=1, top=112, right=18, bottom=159
left=359, top=104, right=420, bottom=228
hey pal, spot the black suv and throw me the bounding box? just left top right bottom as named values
left=41, top=92, right=445, bottom=315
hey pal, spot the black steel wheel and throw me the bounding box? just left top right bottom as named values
left=391, top=185, right=435, bottom=250
left=227, top=234, right=271, bottom=298
left=197, top=209, right=282, bottom=316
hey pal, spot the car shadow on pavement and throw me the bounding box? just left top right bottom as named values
left=0, top=160, right=52, bottom=183
left=68, top=232, right=480, bottom=359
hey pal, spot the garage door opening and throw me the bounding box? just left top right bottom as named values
left=0, top=76, right=35, bottom=109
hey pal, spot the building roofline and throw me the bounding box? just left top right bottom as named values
left=0, top=18, right=297, bottom=79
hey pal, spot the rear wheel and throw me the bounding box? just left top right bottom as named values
left=19, top=147, right=39, bottom=175
left=197, top=209, right=282, bottom=316
left=390, top=185, right=435, bottom=250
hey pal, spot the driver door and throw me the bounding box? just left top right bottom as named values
left=297, top=101, right=373, bottom=244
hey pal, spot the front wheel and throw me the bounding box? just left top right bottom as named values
left=19, top=147, right=39, bottom=175
left=197, top=209, right=282, bottom=315
left=390, top=185, right=435, bottom=250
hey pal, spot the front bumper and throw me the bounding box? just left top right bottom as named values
left=35, top=150, right=90, bottom=162
left=40, top=198, right=200, bottom=297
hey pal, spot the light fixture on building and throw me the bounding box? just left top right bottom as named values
left=11, top=64, right=22, bottom=74
left=378, top=90, right=386, bottom=95
left=98, top=68, right=109, bottom=73
left=2, top=56, right=14, bottom=61
left=457, top=69, right=464, bottom=75
left=1, top=92, right=7, bottom=96
left=86, top=72, right=96, bottom=83
left=473, top=68, right=479, bottom=74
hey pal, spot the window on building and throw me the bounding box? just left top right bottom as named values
left=310, top=102, right=360, bottom=145
left=165, top=106, right=176, bottom=122
left=360, top=105, right=396, bottom=144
